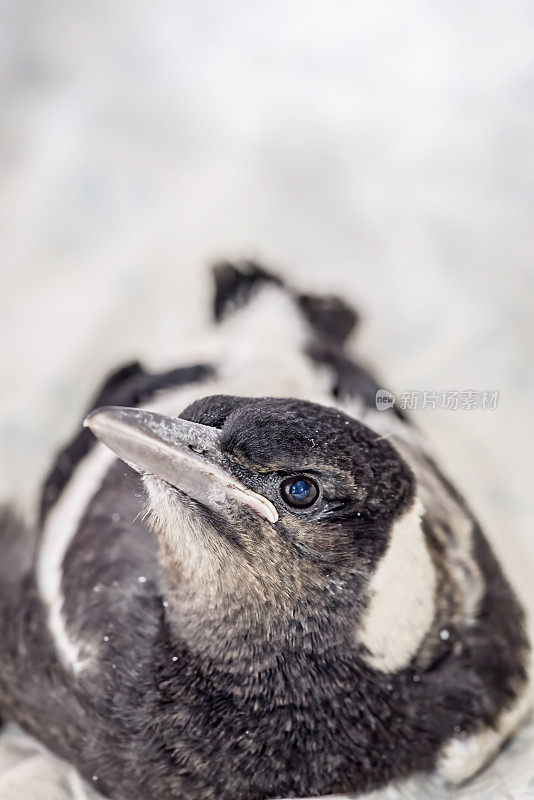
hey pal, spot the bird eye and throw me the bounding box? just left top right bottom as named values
left=280, top=476, right=319, bottom=509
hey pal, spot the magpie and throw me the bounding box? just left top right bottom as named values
left=0, top=261, right=530, bottom=800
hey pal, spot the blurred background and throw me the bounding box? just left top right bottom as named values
left=0, top=5, right=533, bottom=793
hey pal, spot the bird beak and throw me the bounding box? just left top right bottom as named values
left=84, top=406, right=278, bottom=523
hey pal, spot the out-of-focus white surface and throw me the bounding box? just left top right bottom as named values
left=0, top=1, right=533, bottom=798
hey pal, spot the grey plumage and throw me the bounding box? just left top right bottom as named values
left=0, top=263, right=530, bottom=799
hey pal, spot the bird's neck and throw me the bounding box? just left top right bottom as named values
left=152, top=510, right=358, bottom=668
left=161, top=565, right=352, bottom=669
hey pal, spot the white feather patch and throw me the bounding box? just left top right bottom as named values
left=437, top=662, right=533, bottom=784
left=356, top=497, right=437, bottom=672
left=36, top=444, right=115, bottom=671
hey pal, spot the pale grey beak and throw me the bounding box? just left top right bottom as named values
left=84, top=406, right=278, bottom=523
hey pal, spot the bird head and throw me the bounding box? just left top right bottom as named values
left=85, top=396, right=417, bottom=661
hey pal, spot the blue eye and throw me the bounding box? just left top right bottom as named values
left=280, top=476, right=319, bottom=508
left=290, top=480, right=312, bottom=500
